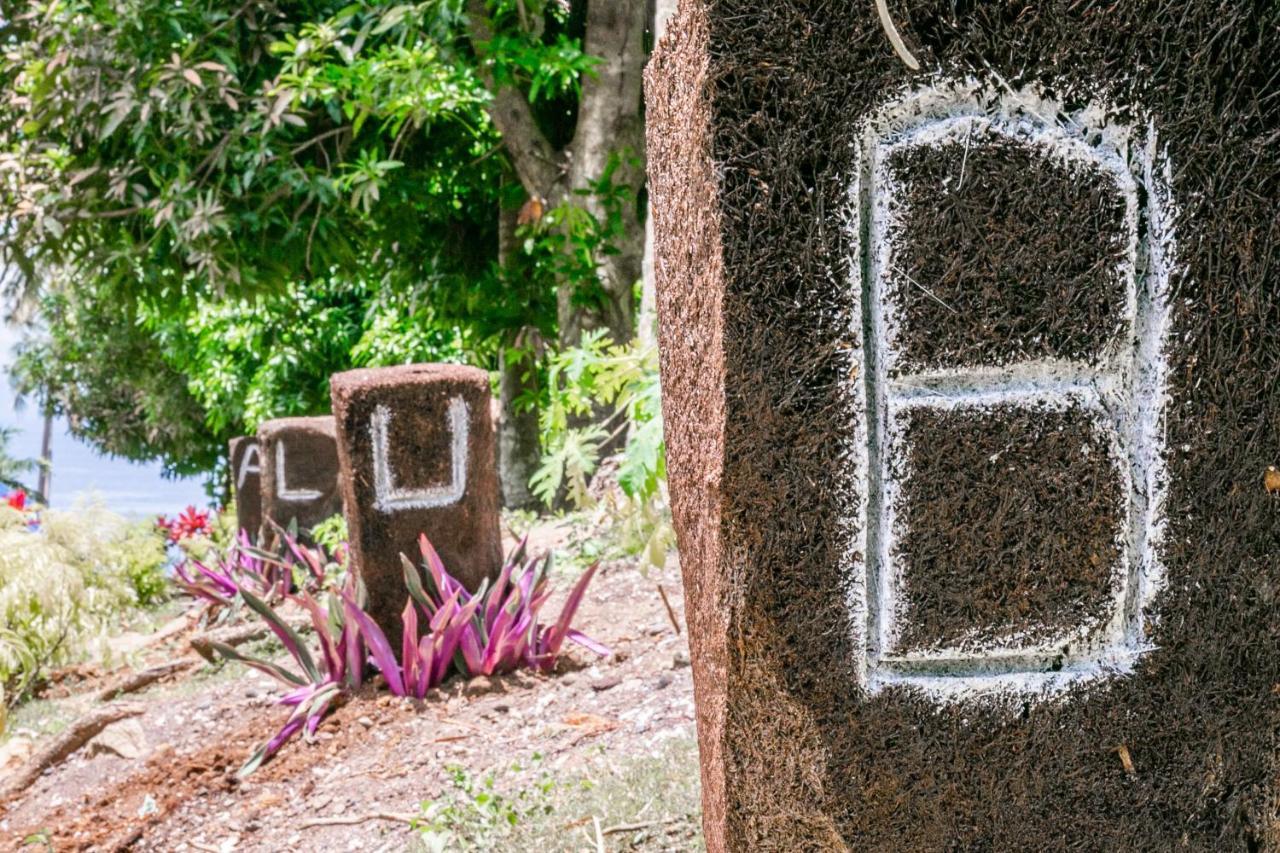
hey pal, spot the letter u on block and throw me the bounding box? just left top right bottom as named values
left=371, top=398, right=469, bottom=513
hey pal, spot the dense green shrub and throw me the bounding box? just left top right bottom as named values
left=0, top=501, right=169, bottom=710
left=531, top=334, right=674, bottom=568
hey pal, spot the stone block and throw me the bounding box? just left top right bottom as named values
left=257, top=416, right=344, bottom=546
left=330, top=364, right=502, bottom=638
left=228, top=436, right=263, bottom=541
left=647, top=1, right=1279, bottom=848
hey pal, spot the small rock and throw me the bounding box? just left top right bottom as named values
left=611, top=649, right=631, bottom=665
left=656, top=673, right=673, bottom=689
left=87, top=718, right=149, bottom=760
left=0, top=736, right=32, bottom=775
left=508, top=670, right=539, bottom=689
left=590, top=675, right=623, bottom=692
left=357, top=716, right=374, bottom=729
left=672, top=651, right=691, bottom=669
left=464, top=676, right=497, bottom=698
left=493, top=704, right=510, bottom=714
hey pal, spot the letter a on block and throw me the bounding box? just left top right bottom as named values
left=229, top=436, right=264, bottom=543
left=237, top=443, right=260, bottom=489
left=371, top=398, right=469, bottom=513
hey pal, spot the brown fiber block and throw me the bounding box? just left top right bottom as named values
left=330, top=364, right=502, bottom=641
left=647, top=1, right=1279, bottom=849
left=228, top=436, right=263, bottom=542
left=257, top=416, right=344, bottom=546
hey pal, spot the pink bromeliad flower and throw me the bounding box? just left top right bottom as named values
left=157, top=505, right=212, bottom=543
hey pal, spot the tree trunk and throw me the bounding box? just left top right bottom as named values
left=496, top=200, right=543, bottom=510
left=466, top=0, right=650, bottom=496
left=38, top=397, right=53, bottom=504
left=465, top=0, right=649, bottom=350
left=559, top=0, right=649, bottom=348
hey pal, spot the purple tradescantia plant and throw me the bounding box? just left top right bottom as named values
left=404, top=534, right=609, bottom=678
left=172, top=531, right=292, bottom=606
left=213, top=568, right=365, bottom=776
left=215, top=532, right=607, bottom=775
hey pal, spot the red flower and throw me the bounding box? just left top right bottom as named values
left=6, top=490, right=26, bottom=512
left=157, top=505, right=212, bottom=543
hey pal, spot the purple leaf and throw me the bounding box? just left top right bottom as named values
left=343, top=623, right=363, bottom=689
left=292, top=592, right=339, bottom=678
left=537, top=561, right=602, bottom=670
left=485, top=552, right=518, bottom=630
left=564, top=628, right=610, bottom=657
left=341, top=592, right=405, bottom=696
left=402, top=598, right=420, bottom=695
left=239, top=586, right=320, bottom=682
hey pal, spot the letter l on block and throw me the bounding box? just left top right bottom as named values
left=276, top=441, right=323, bottom=502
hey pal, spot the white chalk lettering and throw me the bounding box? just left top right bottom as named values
left=371, top=397, right=468, bottom=513
left=847, top=80, right=1176, bottom=700
left=276, top=440, right=323, bottom=503
left=236, top=444, right=260, bottom=489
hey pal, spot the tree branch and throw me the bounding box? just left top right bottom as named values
left=463, top=0, right=561, bottom=196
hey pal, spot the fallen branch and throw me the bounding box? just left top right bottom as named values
left=189, top=624, right=268, bottom=662
left=1, top=703, right=144, bottom=798
left=593, top=815, right=606, bottom=852
left=141, top=613, right=197, bottom=650
left=602, top=816, right=683, bottom=835
left=297, top=811, right=417, bottom=829
left=97, top=658, right=200, bottom=701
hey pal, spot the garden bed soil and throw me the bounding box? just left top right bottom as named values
left=0, top=536, right=696, bottom=852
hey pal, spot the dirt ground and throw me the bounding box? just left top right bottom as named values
left=0, top=525, right=701, bottom=852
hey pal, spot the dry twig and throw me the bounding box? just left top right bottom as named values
left=874, top=0, right=921, bottom=70
left=297, top=811, right=417, bottom=829
left=189, top=624, right=268, bottom=662
left=97, top=658, right=199, bottom=701
left=656, top=584, right=682, bottom=635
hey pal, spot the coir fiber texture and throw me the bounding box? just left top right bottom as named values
left=647, top=0, right=1280, bottom=849
left=891, top=404, right=1124, bottom=653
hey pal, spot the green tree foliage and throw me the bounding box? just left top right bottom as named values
left=0, top=1, right=507, bottom=296
left=0, top=426, right=38, bottom=493
left=12, top=273, right=474, bottom=476
left=0, top=1, right=642, bottom=482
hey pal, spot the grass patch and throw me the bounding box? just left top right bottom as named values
left=3, top=693, right=84, bottom=742
left=410, top=737, right=703, bottom=851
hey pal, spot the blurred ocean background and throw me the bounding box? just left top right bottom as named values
left=1, top=322, right=208, bottom=516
